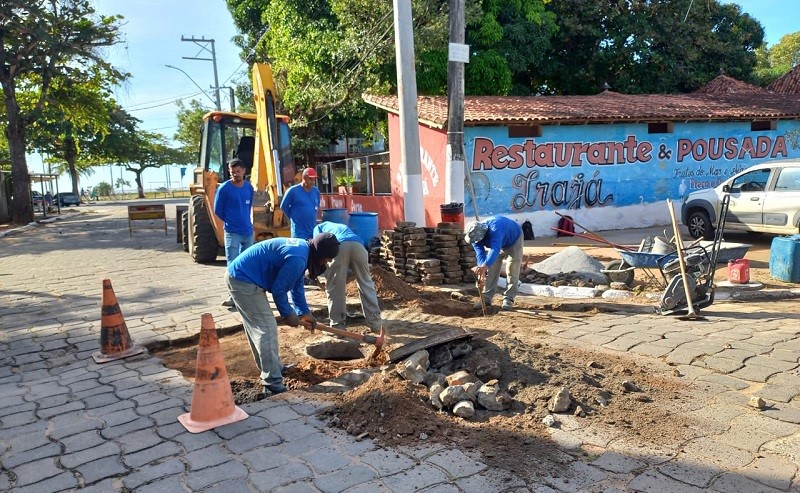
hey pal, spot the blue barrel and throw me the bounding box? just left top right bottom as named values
left=769, top=234, right=800, bottom=282
left=321, top=208, right=348, bottom=225
left=348, top=212, right=379, bottom=248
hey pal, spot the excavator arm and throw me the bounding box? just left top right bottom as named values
left=250, top=63, right=294, bottom=240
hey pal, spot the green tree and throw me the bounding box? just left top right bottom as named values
left=0, top=0, right=125, bottom=224
left=173, top=99, right=210, bottom=160
left=538, top=0, right=764, bottom=94
left=94, top=181, right=113, bottom=197
left=28, top=70, right=118, bottom=195
left=227, top=0, right=451, bottom=163
left=769, top=32, right=800, bottom=71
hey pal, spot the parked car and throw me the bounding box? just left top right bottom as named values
left=31, top=191, right=44, bottom=211
left=54, top=192, right=81, bottom=207
left=681, top=159, right=800, bottom=239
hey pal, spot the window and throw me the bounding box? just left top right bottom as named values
left=508, top=126, right=542, bottom=138
left=751, top=120, right=776, bottom=131
left=731, top=168, right=771, bottom=192
left=648, top=122, right=673, bottom=134
left=774, top=167, right=800, bottom=191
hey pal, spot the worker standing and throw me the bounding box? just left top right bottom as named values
left=225, top=233, right=340, bottom=395
left=280, top=167, right=320, bottom=240
left=313, top=221, right=382, bottom=332
left=465, top=216, right=523, bottom=311
left=214, top=158, right=254, bottom=307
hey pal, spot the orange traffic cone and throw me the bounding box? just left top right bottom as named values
left=92, top=279, right=144, bottom=363
left=178, top=313, right=248, bottom=433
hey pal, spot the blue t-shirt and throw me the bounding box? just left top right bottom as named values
left=227, top=238, right=310, bottom=317
left=213, top=180, right=254, bottom=236
left=313, top=221, right=361, bottom=244
left=280, top=184, right=320, bottom=239
left=472, top=216, right=523, bottom=267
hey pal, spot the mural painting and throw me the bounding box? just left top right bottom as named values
left=464, top=123, right=800, bottom=219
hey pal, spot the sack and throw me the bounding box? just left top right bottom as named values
left=522, top=220, right=534, bottom=240
left=556, top=215, right=575, bottom=237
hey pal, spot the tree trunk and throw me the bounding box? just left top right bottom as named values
left=134, top=172, right=145, bottom=198
left=2, top=83, right=33, bottom=224
left=65, top=136, right=80, bottom=194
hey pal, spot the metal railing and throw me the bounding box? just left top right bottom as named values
left=316, top=152, right=391, bottom=195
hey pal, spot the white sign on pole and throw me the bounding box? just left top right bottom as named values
left=448, top=43, right=470, bottom=63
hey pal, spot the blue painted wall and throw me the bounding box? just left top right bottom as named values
left=464, top=121, right=800, bottom=217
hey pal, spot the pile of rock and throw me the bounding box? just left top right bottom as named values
left=395, top=347, right=513, bottom=419
left=519, top=267, right=598, bottom=287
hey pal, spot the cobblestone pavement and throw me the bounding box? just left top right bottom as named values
left=1, top=202, right=799, bottom=492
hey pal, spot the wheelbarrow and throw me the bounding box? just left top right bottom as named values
left=602, top=236, right=677, bottom=287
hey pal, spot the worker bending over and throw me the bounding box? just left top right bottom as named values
left=465, top=216, right=523, bottom=311
left=225, top=233, right=340, bottom=395
left=313, top=221, right=382, bottom=332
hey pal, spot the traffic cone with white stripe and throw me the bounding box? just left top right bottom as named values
left=92, top=279, right=144, bottom=363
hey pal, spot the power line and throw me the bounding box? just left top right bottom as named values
left=127, top=92, right=207, bottom=112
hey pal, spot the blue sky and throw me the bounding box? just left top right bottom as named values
left=37, top=1, right=797, bottom=193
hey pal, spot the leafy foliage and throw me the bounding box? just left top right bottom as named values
left=173, top=99, right=211, bottom=160
left=0, top=0, right=126, bottom=223
left=538, top=0, right=764, bottom=95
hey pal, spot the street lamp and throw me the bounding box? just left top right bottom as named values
left=165, top=64, right=217, bottom=108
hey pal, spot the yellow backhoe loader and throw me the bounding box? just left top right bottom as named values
left=181, top=63, right=296, bottom=263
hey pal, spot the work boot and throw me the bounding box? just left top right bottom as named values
left=502, top=298, right=515, bottom=311
left=221, top=297, right=235, bottom=308
left=473, top=298, right=492, bottom=310
left=263, top=384, right=288, bottom=396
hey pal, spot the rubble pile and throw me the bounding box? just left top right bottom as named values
left=519, top=266, right=599, bottom=287
left=394, top=344, right=513, bottom=420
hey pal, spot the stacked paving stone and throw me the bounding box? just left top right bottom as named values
left=379, top=221, right=431, bottom=282
left=460, top=236, right=477, bottom=282
left=430, top=222, right=467, bottom=284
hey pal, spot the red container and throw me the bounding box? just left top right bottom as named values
left=440, top=203, right=464, bottom=228
left=727, top=258, right=750, bottom=284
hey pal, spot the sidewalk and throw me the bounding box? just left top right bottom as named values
left=1, top=204, right=798, bottom=492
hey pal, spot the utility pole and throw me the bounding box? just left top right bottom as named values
left=181, top=36, right=222, bottom=111
left=446, top=0, right=468, bottom=210
left=219, top=86, right=236, bottom=111
left=393, top=0, right=425, bottom=225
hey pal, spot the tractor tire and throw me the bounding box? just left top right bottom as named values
left=604, top=259, right=635, bottom=286
left=181, top=211, right=189, bottom=253
left=187, top=194, right=218, bottom=263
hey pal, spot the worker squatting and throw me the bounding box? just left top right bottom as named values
left=471, top=135, right=788, bottom=170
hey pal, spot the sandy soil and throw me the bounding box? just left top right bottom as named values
left=153, top=234, right=795, bottom=481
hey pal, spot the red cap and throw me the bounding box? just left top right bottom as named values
left=302, top=168, right=318, bottom=178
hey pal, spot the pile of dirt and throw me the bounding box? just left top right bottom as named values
left=322, top=334, right=696, bottom=481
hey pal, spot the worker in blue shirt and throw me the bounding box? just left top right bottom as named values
left=280, top=167, right=321, bottom=239
left=214, top=158, right=255, bottom=307
left=225, top=233, right=340, bottom=395
left=465, top=216, right=523, bottom=311
left=313, top=221, right=382, bottom=332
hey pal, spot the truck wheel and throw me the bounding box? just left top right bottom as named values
left=687, top=210, right=714, bottom=240
left=604, top=259, right=635, bottom=286
left=187, top=195, right=218, bottom=263
left=181, top=211, right=189, bottom=252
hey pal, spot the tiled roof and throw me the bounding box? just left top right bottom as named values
left=693, top=74, right=768, bottom=94
left=768, top=65, right=800, bottom=94
left=363, top=91, right=800, bottom=128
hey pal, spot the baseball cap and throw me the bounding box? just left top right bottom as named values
left=302, top=167, right=318, bottom=179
